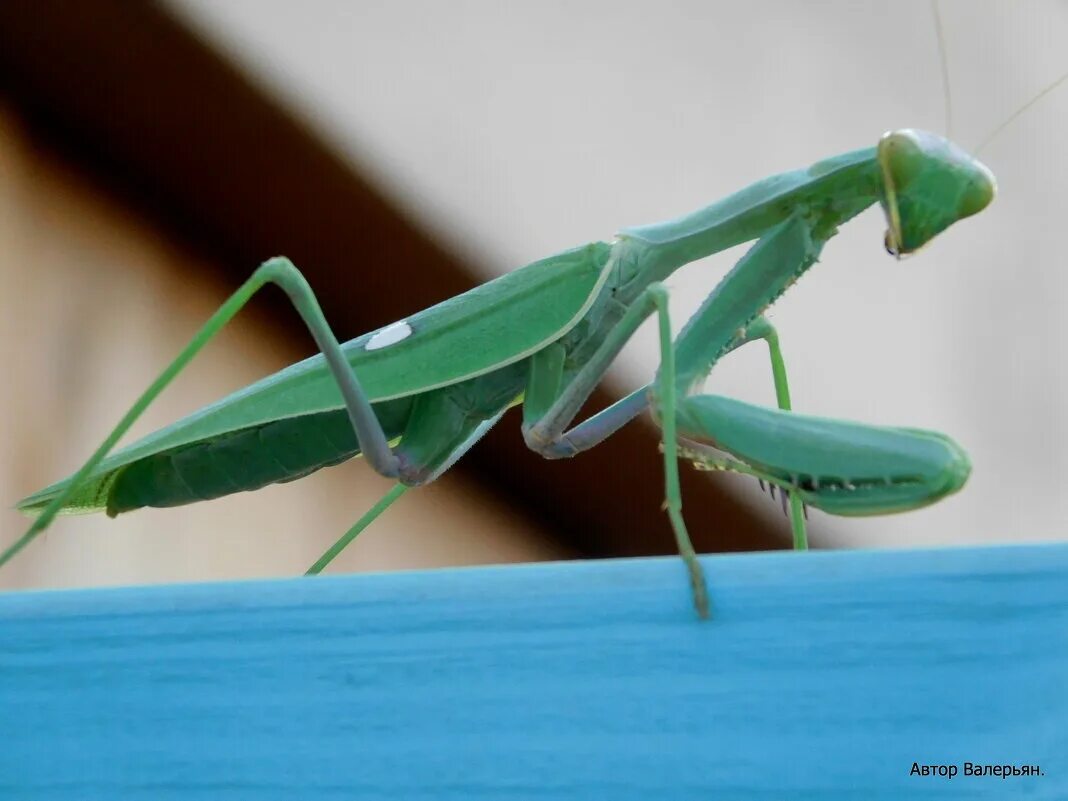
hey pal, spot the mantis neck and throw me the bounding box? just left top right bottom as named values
left=604, top=147, right=886, bottom=395
left=620, top=146, right=883, bottom=285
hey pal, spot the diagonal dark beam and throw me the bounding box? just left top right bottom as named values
left=0, top=0, right=780, bottom=557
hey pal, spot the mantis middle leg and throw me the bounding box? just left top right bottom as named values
left=522, top=215, right=825, bottom=617
left=652, top=216, right=825, bottom=589
left=522, top=282, right=713, bottom=616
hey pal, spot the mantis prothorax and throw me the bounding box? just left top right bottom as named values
left=3, top=129, right=995, bottom=618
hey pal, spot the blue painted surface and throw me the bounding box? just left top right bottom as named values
left=0, top=544, right=1065, bottom=800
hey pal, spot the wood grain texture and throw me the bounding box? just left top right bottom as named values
left=1, top=544, right=1065, bottom=799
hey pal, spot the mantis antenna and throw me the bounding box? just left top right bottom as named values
left=973, top=70, right=1068, bottom=155
left=931, top=0, right=1067, bottom=155
left=932, top=0, right=1068, bottom=155
left=930, top=0, right=954, bottom=140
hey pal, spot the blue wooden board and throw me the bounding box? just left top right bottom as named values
left=0, top=544, right=1065, bottom=800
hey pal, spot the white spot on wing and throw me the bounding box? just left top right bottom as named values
left=365, top=320, right=412, bottom=351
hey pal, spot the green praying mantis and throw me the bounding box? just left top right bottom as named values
left=2, top=126, right=997, bottom=618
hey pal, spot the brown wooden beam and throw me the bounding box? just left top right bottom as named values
left=0, top=0, right=780, bottom=557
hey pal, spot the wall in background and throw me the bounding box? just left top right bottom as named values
left=0, top=103, right=565, bottom=591
left=168, top=0, right=1068, bottom=548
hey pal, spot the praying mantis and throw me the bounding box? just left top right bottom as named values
left=2, top=127, right=995, bottom=618
left=8, top=0, right=1068, bottom=619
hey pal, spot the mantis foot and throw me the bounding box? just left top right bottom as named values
left=683, top=553, right=711, bottom=620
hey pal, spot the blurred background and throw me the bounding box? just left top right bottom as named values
left=1, top=0, right=1064, bottom=591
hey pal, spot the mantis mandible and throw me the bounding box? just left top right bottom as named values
left=2, top=129, right=996, bottom=618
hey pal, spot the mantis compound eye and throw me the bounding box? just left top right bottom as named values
left=884, top=229, right=899, bottom=257
left=884, top=229, right=917, bottom=260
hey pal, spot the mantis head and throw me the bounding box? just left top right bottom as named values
left=877, top=129, right=996, bottom=256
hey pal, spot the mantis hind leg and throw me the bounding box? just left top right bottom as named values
left=306, top=368, right=523, bottom=573
left=306, top=484, right=410, bottom=575
left=0, top=257, right=402, bottom=569
left=306, top=407, right=514, bottom=574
